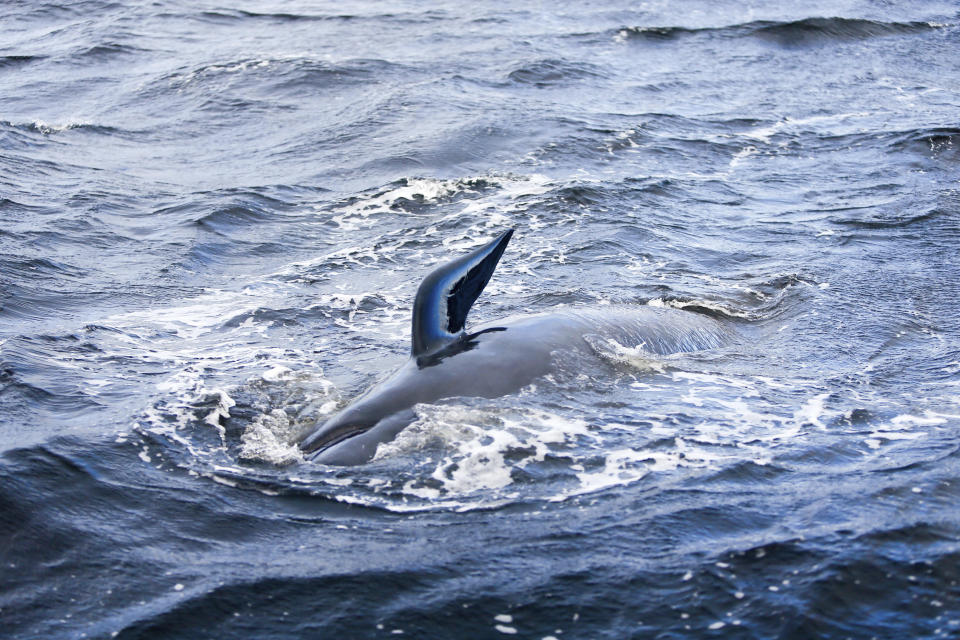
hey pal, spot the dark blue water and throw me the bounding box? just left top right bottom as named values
left=3, top=1, right=960, bottom=637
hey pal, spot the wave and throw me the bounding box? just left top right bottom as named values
left=617, top=17, right=947, bottom=45
left=777, top=124, right=960, bottom=161
left=0, top=373, right=102, bottom=415
left=326, top=175, right=513, bottom=226
left=528, top=113, right=748, bottom=167
left=199, top=8, right=357, bottom=22
left=831, top=206, right=942, bottom=231
left=647, top=270, right=821, bottom=324
left=750, top=17, right=945, bottom=45
left=886, top=126, right=960, bottom=160
left=0, top=282, right=73, bottom=322
left=507, top=58, right=606, bottom=86
left=107, top=570, right=435, bottom=638
left=0, top=55, right=46, bottom=68
left=192, top=192, right=297, bottom=233
left=639, top=115, right=960, bottom=165
left=155, top=56, right=405, bottom=97
left=617, top=25, right=700, bottom=41
left=76, top=42, right=145, bottom=59
left=0, top=335, right=107, bottom=415
left=0, top=256, right=88, bottom=282
left=1, top=1, right=123, bottom=24
left=195, top=8, right=447, bottom=25
left=0, top=118, right=120, bottom=137
left=193, top=207, right=275, bottom=233
left=146, top=184, right=325, bottom=233
left=271, top=57, right=405, bottom=93
left=0, top=196, right=50, bottom=216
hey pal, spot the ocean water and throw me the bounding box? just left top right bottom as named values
left=2, top=1, right=959, bottom=637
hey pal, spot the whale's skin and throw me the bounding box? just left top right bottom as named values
left=300, top=305, right=733, bottom=465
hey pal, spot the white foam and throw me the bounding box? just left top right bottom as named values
left=587, top=336, right=667, bottom=373
left=175, top=58, right=271, bottom=88
left=571, top=448, right=657, bottom=496
left=110, top=287, right=276, bottom=340
left=743, top=112, right=873, bottom=144
left=380, top=405, right=591, bottom=501
left=30, top=119, right=94, bottom=134
left=863, top=410, right=954, bottom=451
left=330, top=369, right=869, bottom=509
left=204, top=389, right=235, bottom=444
left=262, top=365, right=292, bottom=382
left=238, top=409, right=305, bottom=465
left=329, top=174, right=551, bottom=232
left=890, top=411, right=948, bottom=427
left=794, top=393, right=830, bottom=429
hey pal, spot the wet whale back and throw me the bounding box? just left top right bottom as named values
left=573, top=306, right=732, bottom=355
left=299, top=231, right=735, bottom=464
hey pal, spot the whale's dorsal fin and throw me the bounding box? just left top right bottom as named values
left=411, top=229, right=513, bottom=357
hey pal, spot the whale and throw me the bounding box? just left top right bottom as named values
left=299, top=229, right=734, bottom=465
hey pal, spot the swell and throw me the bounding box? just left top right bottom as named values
left=149, top=184, right=322, bottom=223
left=271, top=58, right=407, bottom=93
left=0, top=276, right=170, bottom=324
left=0, top=1, right=123, bottom=23
left=527, top=113, right=755, bottom=167
left=75, top=42, right=147, bottom=60
left=194, top=8, right=447, bottom=25
left=0, top=55, right=46, bottom=69
left=0, top=256, right=88, bottom=282
left=150, top=56, right=407, bottom=98
left=0, top=333, right=108, bottom=414
left=104, top=571, right=445, bottom=639
left=506, top=58, right=606, bottom=86
left=88, top=526, right=960, bottom=639
left=651, top=272, right=818, bottom=324
left=668, top=117, right=960, bottom=165
left=198, top=8, right=358, bottom=22
left=749, top=16, right=945, bottom=44
left=0, top=373, right=103, bottom=416
left=778, top=125, right=960, bottom=159
left=191, top=191, right=300, bottom=233
left=0, top=282, right=86, bottom=322
left=0, top=118, right=122, bottom=137
left=884, top=126, right=960, bottom=160
left=830, top=207, right=941, bottom=230
left=327, top=175, right=506, bottom=217
left=617, top=17, right=946, bottom=45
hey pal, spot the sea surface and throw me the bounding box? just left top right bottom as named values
left=2, top=1, right=960, bottom=638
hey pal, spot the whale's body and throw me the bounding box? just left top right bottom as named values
left=300, top=231, right=733, bottom=465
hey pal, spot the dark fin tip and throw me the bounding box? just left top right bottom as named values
left=411, top=229, right=515, bottom=356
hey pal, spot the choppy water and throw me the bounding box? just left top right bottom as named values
left=2, top=1, right=960, bottom=638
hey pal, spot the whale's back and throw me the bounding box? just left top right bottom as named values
left=303, top=305, right=734, bottom=465
left=486, top=305, right=734, bottom=356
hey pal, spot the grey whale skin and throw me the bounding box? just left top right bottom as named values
left=299, top=230, right=733, bottom=465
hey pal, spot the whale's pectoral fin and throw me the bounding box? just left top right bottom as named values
left=411, top=228, right=513, bottom=357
